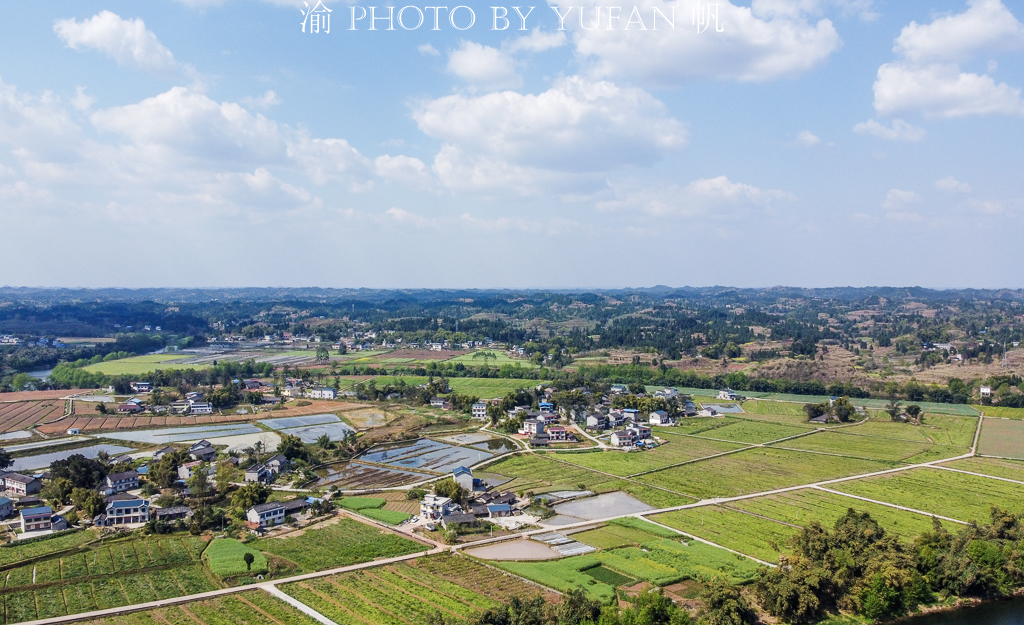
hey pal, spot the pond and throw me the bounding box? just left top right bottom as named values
left=12, top=444, right=134, bottom=471
left=313, top=461, right=424, bottom=489
left=103, top=424, right=262, bottom=444
left=359, top=438, right=494, bottom=474
left=470, top=438, right=518, bottom=453
left=701, top=403, right=745, bottom=414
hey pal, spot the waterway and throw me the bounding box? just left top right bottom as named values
left=906, top=597, right=1024, bottom=625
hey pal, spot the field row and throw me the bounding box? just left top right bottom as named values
left=0, top=401, right=65, bottom=434
left=77, top=592, right=323, bottom=625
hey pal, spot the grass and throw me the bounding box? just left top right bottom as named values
left=829, top=467, right=1024, bottom=522
left=447, top=350, right=541, bottom=368
left=83, top=354, right=212, bottom=376
left=977, top=417, right=1024, bottom=458
left=653, top=506, right=799, bottom=563
left=483, top=453, right=695, bottom=508
left=938, top=456, right=1024, bottom=481
left=583, top=565, right=635, bottom=587
left=360, top=509, right=414, bottom=525
left=634, top=448, right=892, bottom=500
left=553, top=437, right=746, bottom=477
left=770, top=431, right=965, bottom=463
left=251, top=518, right=424, bottom=573
left=338, top=497, right=387, bottom=511
left=728, top=488, right=943, bottom=541
left=974, top=405, right=1024, bottom=419
left=203, top=538, right=269, bottom=577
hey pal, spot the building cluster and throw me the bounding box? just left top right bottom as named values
left=419, top=467, right=522, bottom=530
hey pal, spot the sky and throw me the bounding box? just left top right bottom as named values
left=0, top=0, right=1022, bottom=289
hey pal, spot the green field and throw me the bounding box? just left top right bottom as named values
left=281, top=555, right=540, bottom=625
left=203, top=538, right=268, bottom=577
left=974, top=405, right=1024, bottom=419
left=360, top=509, right=414, bottom=525
left=554, top=437, right=746, bottom=477
left=447, top=350, right=541, bottom=368
left=635, top=448, right=892, bottom=500
left=653, top=506, right=798, bottom=563
left=829, top=467, right=1024, bottom=522
left=845, top=414, right=978, bottom=448
left=938, top=457, right=1024, bottom=481
left=770, top=430, right=964, bottom=463
left=482, top=453, right=695, bottom=508
left=447, top=377, right=542, bottom=399
left=0, top=530, right=96, bottom=567
left=338, top=497, right=387, bottom=511
left=251, top=518, right=424, bottom=573
left=691, top=420, right=814, bottom=444
left=740, top=400, right=810, bottom=416
left=83, top=354, right=212, bottom=375
left=79, top=592, right=324, bottom=625
left=496, top=523, right=760, bottom=602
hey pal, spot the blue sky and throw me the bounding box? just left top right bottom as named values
left=0, top=0, right=1021, bottom=288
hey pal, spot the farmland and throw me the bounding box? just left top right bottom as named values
left=496, top=521, right=760, bottom=602
left=83, top=354, right=213, bottom=376
left=974, top=405, right=1024, bottom=419
left=653, top=506, right=799, bottom=563
left=977, top=417, right=1024, bottom=458
left=251, top=518, right=425, bottom=573
left=554, top=437, right=746, bottom=477
left=828, top=467, right=1024, bottom=522
left=634, top=448, right=892, bottom=500
left=280, top=555, right=550, bottom=625
left=938, top=456, right=1024, bottom=481
left=80, top=592, right=324, bottom=625
left=203, top=538, right=268, bottom=577
left=844, top=414, right=978, bottom=448
left=770, top=430, right=965, bottom=463
left=446, top=377, right=542, bottom=399
left=0, top=400, right=66, bottom=433
left=447, top=350, right=540, bottom=369
left=684, top=419, right=814, bottom=444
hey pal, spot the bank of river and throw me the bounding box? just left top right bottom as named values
left=905, top=596, right=1024, bottom=625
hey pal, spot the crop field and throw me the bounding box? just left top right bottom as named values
left=447, top=350, right=541, bottom=368
left=84, top=354, right=212, bottom=376
left=497, top=524, right=759, bottom=602
left=251, top=518, right=425, bottom=573
left=483, top=453, right=695, bottom=508
left=740, top=400, right=810, bottom=417
left=554, top=437, right=746, bottom=477
left=665, top=417, right=744, bottom=437
left=338, top=497, right=386, bottom=511
left=727, top=488, right=942, bottom=541
left=688, top=420, right=814, bottom=445
left=281, top=555, right=548, bottom=625
left=770, top=431, right=964, bottom=463
left=974, top=405, right=1024, bottom=419
left=938, top=457, right=1024, bottom=481
left=635, top=448, right=891, bottom=500
left=829, top=467, right=1024, bottom=522
left=79, top=592, right=324, bottom=625
left=0, top=400, right=66, bottom=433
left=977, top=418, right=1024, bottom=459
left=360, top=509, right=414, bottom=525
left=447, top=378, right=542, bottom=399
left=847, top=415, right=978, bottom=448
left=0, top=530, right=96, bottom=567
left=203, top=538, right=268, bottom=577
left=652, top=506, right=799, bottom=563
left=570, top=518, right=681, bottom=550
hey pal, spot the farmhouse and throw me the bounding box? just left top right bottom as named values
left=247, top=502, right=286, bottom=527
left=117, top=403, right=143, bottom=414
left=245, top=464, right=272, bottom=483
left=131, top=382, right=152, bottom=392
left=586, top=414, right=608, bottom=430
left=547, top=426, right=567, bottom=442
left=486, top=504, right=513, bottom=518
left=453, top=466, right=475, bottom=492
left=440, top=513, right=478, bottom=529
left=420, top=494, right=458, bottom=520
left=0, top=497, right=13, bottom=519
left=104, top=470, right=139, bottom=494
left=94, top=499, right=150, bottom=527
left=153, top=446, right=176, bottom=460
left=429, top=397, right=446, bottom=408
left=610, top=430, right=637, bottom=447
left=629, top=424, right=652, bottom=440
left=649, top=410, right=675, bottom=426
left=20, top=506, right=52, bottom=532
left=718, top=389, right=740, bottom=401
left=265, top=454, right=288, bottom=474
left=308, top=387, right=337, bottom=400
left=177, top=461, right=204, bottom=480
left=522, top=419, right=545, bottom=436
left=153, top=505, right=193, bottom=522
left=472, top=402, right=488, bottom=419
left=188, top=402, right=213, bottom=415
left=2, top=473, right=42, bottom=496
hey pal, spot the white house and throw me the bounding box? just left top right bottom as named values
left=104, top=470, right=139, bottom=494
left=2, top=473, right=42, bottom=496
left=453, top=466, right=474, bottom=492
left=178, top=461, right=204, bottom=481
left=188, top=401, right=213, bottom=414
left=308, top=387, right=337, bottom=400
left=522, top=419, right=545, bottom=436
left=94, top=499, right=150, bottom=527
left=547, top=426, right=568, bottom=442
left=649, top=410, right=675, bottom=426
left=610, top=430, right=637, bottom=447
left=247, top=502, right=286, bottom=527
left=980, top=386, right=992, bottom=398
left=718, top=389, right=740, bottom=401
left=20, top=506, right=52, bottom=532
left=265, top=454, right=288, bottom=474
left=420, top=494, right=458, bottom=520
left=429, top=397, right=446, bottom=408
left=472, top=403, right=488, bottom=419
left=131, top=382, right=152, bottom=393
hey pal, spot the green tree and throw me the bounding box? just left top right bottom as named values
left=41, top=477, right=75, bottom=506
left=231, top=482, right=271, bottom=513
left=149, top=451, right=185, bottom=488
left=885, top=396, right=903, bottom=421
left=905, top=404, right=923, bottom=425
left=243, top=552, right=255, bottom=571
left=50, top=454, right=108, bottom=489
left=215, top=462, right=234, bottom=494
left=316, top=345, right=330, bottom=362
left=71, top=487, right=105, bottom=518
left=277, top=433, right=308, bottom=461
left=187, top=463, right=211, bottom=499
left=0, top=447, right=12, bottom=471
left=698, top=581, right=757, bottom=625
left=433, top=478, right=467, bottom=504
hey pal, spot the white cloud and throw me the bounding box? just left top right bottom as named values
left=384, top=207, right=435, bottom=229
left=374, top=154, right=433, bottom=189
left=71, top=86, right=95, bottom=112
left=241, top=90, right=281, bottom=110
left=797, top=130, right=820, bottom=147
left=935, top=176, right=972, bottom=193
left=852, top=118, right=926, bottom=141
left=54, top=11, right=177, bottom=71
left=872, top=1, right=1024, bottom=118
left=882, top=188, right=922, bottom=210
left=561, top=0, right=842, bottom=87
left=287, top=135, right=372, bottom=191
left=504, top=28, right=567, bottom=53
left=598, top=176, right=794, bottom=216
left=874, top=63, right=1024, bottom=117
left=447, top=41, right=521, bottom=91
left=418, top=43, right=440, bottom=56
left=894, top=0, right=1024, bottom=64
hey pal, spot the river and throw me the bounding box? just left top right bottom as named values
left=906, top=597, right=1024, bottom=625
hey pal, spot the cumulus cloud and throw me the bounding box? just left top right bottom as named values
left=413, top=76, right=686, bottom=194
left=597, top=176, right=794, bottom=216
left=447, top=41, right=521, bottom=91
left=560, top=0, right=842, bottom=87
left=872, top=1, right=1024, bottom=118
left=54, top=11, right=177, bottom=71
left=935, top=176, right=972, bottom=193
left=852, top=118, right=926, bottom=141
left=882, top=188, right=922, bottom=210
left=418, top=43, right=440, bottom=56
left=241, top=90, right=281, bottom=110
left=374, top=154, right=433, bottom=189
left=796, top=130, right=820, bottom=147
left=504, top=28, right=567, bottom=53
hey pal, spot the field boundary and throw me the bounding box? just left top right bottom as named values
left=812, top=486, right=968, bottom=525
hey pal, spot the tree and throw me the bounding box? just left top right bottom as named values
left=50, top=454, right=108, bottom=489
left=71, top=487, right=105, bottom=518
left=905, top=404, right=923, bottom=425
left=316, top=345, right=330, bottom=362
left=317, top=433, right=332, bottom=449
left=187, top=463, right=211, bottom=499
left=243, top=552, right=255, bottom=571
left=277, top=433, right=307, bottom=461
left=215, top=462, right=234, bottom=494
left=149, top=451, right=185, bottom=488
left=832, top=396, right=856, bottom=423
left=433, top=478, right=467, bottom=504
left=804, top=402, right=827, bottom=421
left=407, top=487, right=426, bottom=501
left=97, top=401, right=108, bottom=414
left=886, top=396, right=903, bottom=422
left=0, top=447, right=12, bottom=471
left=698, top=580, right=757, bottom=625
left=231, top=482, right=271, bottom=513
left=41, top=477, right=75, bottom=506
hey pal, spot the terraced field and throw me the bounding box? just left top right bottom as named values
left=251, top=518, right=425, bottom=573
left=74, top=592, right=323, bottom=625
